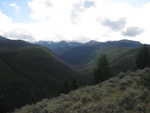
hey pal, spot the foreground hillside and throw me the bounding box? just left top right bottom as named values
left=13, top=68, right=150, bottom=113
left=0, top=37, right=80, bottom=113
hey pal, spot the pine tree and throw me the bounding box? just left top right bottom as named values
left=71, top=79, right=78, bottom=90
left=63, top=80, right=70, bottom=93
left=136, top=45, right=150, bottom=69
left=94, top=54, right=112, bottom=83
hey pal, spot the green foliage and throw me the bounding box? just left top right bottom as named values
left=81, top=47, right=138, bottom=80
left=11, top=68, right=150, bottom=113
left=141, top=73, right=150, bottom=89
left=136, top=45, right=150, bottom=69
left=63, top=79, right=79, bottom=94
left=63, top=80, right=70, bottom=93
left=94, top=54, right=112, bottom=83
left=70, top=79, right=79, bottom=91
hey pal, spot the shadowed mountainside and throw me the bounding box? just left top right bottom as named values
left=0, top=36, right=80, bottom=113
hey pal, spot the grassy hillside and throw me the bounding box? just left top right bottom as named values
left=12, top=68, right=150, bottom=113
left=0, top=37, right=80, bottom=113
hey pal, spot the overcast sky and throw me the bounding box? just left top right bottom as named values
left=0, top=0, right=150, bottom=43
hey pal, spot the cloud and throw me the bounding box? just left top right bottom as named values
left=0, top=0, right=150, bottom=44
left=28, top=0, right=53, bottom=20
left=122, top=27, right=144, bottom=37
left=101, top=18, right=126, bottom=31
left=71, top=0, right=95, bottom=24
left=4, top=29, right=35, bottom=42
left=9, top=3, right=20, bottom=12
left=0, top=11, right=13, bottom=34
left=9, top=3, right=18, bottom=8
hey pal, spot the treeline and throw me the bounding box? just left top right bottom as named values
left=63, top=79, right=79, bottom=93
left=62, top=45, right=150, bottom=89
left=94, top=45, right=150, bottom=84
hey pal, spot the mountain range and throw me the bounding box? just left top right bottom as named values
left=0, top=36, right=147, bottom=113
left=36, top=39, right=142, bottom=76
left=36, top=39, right=142, bottom=66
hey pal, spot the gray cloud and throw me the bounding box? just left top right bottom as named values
left=44, top=0, right=53, bottom=7
left=122, top=27, right=144, bottom=37
left=101, top=18, right=126, bottom=31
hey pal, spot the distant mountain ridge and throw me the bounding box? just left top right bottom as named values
left=36, top=39, right=142, bottom=67
left=36, top=41, right=82, bottom=55
left=36, top=39, right=141, bottom=52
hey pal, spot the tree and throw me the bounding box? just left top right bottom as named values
left=136, top=45, right=150, bottom=69
left=63, top=79, right=79, bottom=94
left=63, top=80, right=71, bottom=93
left=71, top=79, right=78, bottom=90
left=94, top=54, right=112, bottom=83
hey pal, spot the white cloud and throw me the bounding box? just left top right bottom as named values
left=0, top=0, right=150, bottom=43
left=9, top=3, right=20, bottom=12
left=0, top=11, right=13, bottom=34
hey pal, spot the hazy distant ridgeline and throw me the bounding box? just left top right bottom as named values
left=36, top=40, right=141, bottom=66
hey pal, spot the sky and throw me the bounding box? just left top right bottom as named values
left=0, top=0, right=150, bottom=43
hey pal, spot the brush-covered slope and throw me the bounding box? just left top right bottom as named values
left=13, top=68, right=150, bottom=113
left=0, top=37, right=79, bottom=113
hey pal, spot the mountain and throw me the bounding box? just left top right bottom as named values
left=0, top=36, right=80, bottom=113
left=60, top=40, right=142, bottom=66
left=36, top=41, right=82, bottom=55
left=36, top=39, right=143, bottom=82
left=81, top=47, right=138, bottom=74
left=11, top=68, right=150, bottom=113
left=36, top=40, right=142, bottom=67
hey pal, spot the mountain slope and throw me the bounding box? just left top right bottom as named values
left=60, top=40, right=141, bottom=66
left=36, top=41, right=82, bottom=55
left=0, top=37, right=80, bottom=113
left=37, top=40, right=142, bottom=69
left=12, top=68, right=150, bottom=113
left=82, top=47, right=139, bottom=75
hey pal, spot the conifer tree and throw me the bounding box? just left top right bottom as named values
left=63, top=80, right=70, bottom=93
left=136, top=45, right=150, bottom=69
left=71, top=79, right=78, bottom=90
left=94, top=54, right=112, bottom=83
